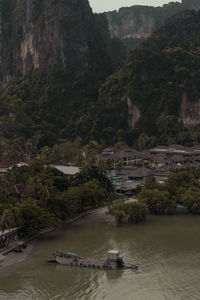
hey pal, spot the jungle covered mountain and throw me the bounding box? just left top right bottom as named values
left=1, top=1, right=200, bottom=150
left=103, top=0, right=200, bottom=53
left=0, top=0, right=125, bottom=147
left=95, top=9, right=200, bottom=148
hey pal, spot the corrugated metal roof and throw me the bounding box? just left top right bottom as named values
left=52, top=165, right=80, bottom=175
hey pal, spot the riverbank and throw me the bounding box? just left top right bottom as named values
left=0, top=206, right=109, bottom=268
left=1, top=214, right=200, bottom=299
left=0, top=242, right=34, bottom=267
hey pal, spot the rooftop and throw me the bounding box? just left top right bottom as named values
left=52, top=165, right=80, bottom=175
left=118, top=167, right=151, bottom=178
left=0, top=159, right=17, bottom=168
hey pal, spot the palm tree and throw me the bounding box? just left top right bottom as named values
left=0, top=209, right=16, bottom=248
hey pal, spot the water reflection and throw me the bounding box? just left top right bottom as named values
left=0, top=214, right=200, bottom=299
left=105, top=269, right=123, bottom=281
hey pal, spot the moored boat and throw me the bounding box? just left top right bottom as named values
left=50, top=250, right=138, bottom=270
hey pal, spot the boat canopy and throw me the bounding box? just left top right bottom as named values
left=65, top=252, right=77, bottom=257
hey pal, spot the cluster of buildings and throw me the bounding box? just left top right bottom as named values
left=0, top=144, right=199, bottom=249
left=97, top=145, right=200, bottom=195
left=0, top=158, right=80, bottom=178
left=1, top=144, right=200, bottom=197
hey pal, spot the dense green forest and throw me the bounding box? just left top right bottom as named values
left=0, top=160, right=112, bottom=236
left=96, top=9, right=200, bottom=148
left=0, top=8, right=200, bottom=152
left=104, top=0, right=200, bottom=52
left=0, top=0, right=126, bottom=150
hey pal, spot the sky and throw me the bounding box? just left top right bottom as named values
left=89, top=0, right=182, bottom=13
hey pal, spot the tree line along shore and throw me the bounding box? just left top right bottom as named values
left=0, top=159, right=113, bottom=249
left=1, top=154, right=200, bottom=248
left=109, top=168, right=200, bottom=225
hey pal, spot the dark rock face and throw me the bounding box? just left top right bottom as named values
left=0, top=0, right=96, bottom=82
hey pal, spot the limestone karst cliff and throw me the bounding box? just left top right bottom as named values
left=0, top=0, right=200, bottom=148
left=95, top=9, right=200, bottom=146
left=0, top=0, right=117, bottom=83
left=103, top=0, right=200, bottom=52
left=0, top=0, right=120, bottom=145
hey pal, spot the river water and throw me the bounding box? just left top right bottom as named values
left=0, top=211, right=200, bottom=300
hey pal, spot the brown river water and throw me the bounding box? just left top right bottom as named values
left=0, top=211, right=200, bottom=300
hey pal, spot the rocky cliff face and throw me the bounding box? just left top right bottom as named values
left=1, top=0, right=200, bottom=147
left=103, top=0, right=200, bottom=51
left=0, top=0, right=105, bottom=82
left=96, top=9, right=200, bottom=145
left=0, top=0, right=119, bottom=146
left=180, top=92, right=200, bottom=127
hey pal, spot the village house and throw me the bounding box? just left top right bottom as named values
left=151, top=144, right=200, bottom=157
left=97, top=144, right=200, bottom=190
left=97, top=148, right=144, bottom=166
left=145, top=153, right=168, bottom=168
left=0, top=159, right=18, bottom=175
left=117, top=166, right=151, bottom=182
left=148, top=167, right=172, bottom=183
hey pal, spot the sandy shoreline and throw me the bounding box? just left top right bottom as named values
left=0, top=207, right=109, bottom=268
left=0, top=242, right=35, bottom=267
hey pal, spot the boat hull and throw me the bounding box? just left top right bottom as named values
left=55, top=256, right=118, bottom=269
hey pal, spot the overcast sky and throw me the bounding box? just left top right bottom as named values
left=89, top=0, right=181, bottom=13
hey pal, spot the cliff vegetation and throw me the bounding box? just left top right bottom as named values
left=0, top=1, right=200, bottom=151
left=104, top=0, right=200, bottom=52
left=96, top=9, right=200, bottom=148
left=0, top=0, right=125, bottom=149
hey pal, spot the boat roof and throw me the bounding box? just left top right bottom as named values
left=65, top=252, right=77, bottom=256
left=107, top=250, right=120, bottom=255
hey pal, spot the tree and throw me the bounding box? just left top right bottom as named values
left=109, top=200, right=148, bottom=225
left=156, top=115, right=179, bottom=144
left=61, top=187, right=82, bottom=218
left=139, top=187, right=176, bottom=214
left=137, top=133, right=151, bottom=151
left=14, top=203, right=59, bottom=236
left=0, top=209, right=16, bottom=233
left=79, top=182, right=107, bottom=210
left=114, top=209, right=126, bottom=226
left=22, top=175, right=55, bottom=210
left=44, top=166, right=69, bottom=192
left=0, top=208, right=16, bottom=247
left=126, top=202, right=148, bottom=224
left=181, top=187, right=200, bottom=213
left=73, top=163, right=114, bottom=193
left=166, top=171, right=195, bottom=197
left=145, top=177, right=162, bottom=190
left=62, top=182, right=107, bottom=217
left=109, top=200, right=127, bottom=225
